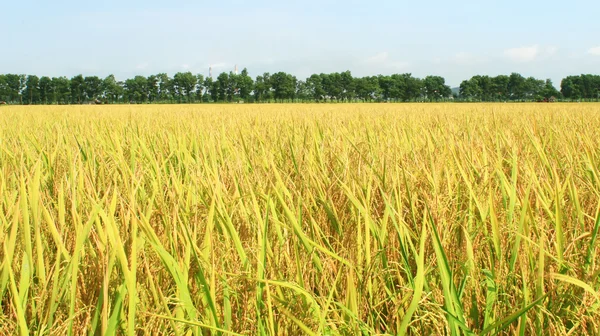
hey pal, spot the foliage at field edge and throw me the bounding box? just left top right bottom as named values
left=5, top=72, right=600, bottom=105
left=1, top=104, right=599, bottom=335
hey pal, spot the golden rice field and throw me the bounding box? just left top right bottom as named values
left=1, top=103, right=599, bottom=335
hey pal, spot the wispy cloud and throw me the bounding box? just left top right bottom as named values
left=389, top=61, right=410, bottom=70
left=260, top=58, right=276, bottom=65
left=136, top=62, right=149, bottom=70
left=452, top=51, right=487, bottom=64
left=504, top=45, right=540, bottom=62
left=545, top=46, right=558, bottom=56
left=589, top=46, right=600, bottom=56
left=364, top=52, right=409, bottom=70
left=503, top=45, right=557, bottom=63
left=365, top=52, right=390, bottom=64
left=209, top=62, right=230, bottom=69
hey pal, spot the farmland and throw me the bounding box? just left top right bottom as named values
left=0, top=103, right=599, bottom=335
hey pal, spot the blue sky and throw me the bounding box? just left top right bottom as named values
left=2, top=0, right=599, bottom=87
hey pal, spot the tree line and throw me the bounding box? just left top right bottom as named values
left=1, top=70, right=599, bottom=104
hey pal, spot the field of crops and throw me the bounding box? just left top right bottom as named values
left=0, top=103, right=599, bottom=335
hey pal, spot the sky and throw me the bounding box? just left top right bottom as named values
left=2, top=0, right=600, bottom=87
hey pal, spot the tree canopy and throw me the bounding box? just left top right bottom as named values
left=0, top=69, right=593, bottom=105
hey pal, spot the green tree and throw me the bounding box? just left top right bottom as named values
left=323, top=73, right=343, bottom=101
left=70, top=75, right=85, bottom=104
left=0, top=75, right=8, bottom=102
left=238, top=69, right=254, bottom=102
left=157, top=73, right=173, bottom=102
left=424, top=75, right=451, bottom=101
left=23, top=75, right=41, bottom=104
left=52, top=77, right=71, bottom=104
left=226, top=72, right=238, bottom=102
left=475, top=75, right=494, bottom=101
left=508, top=73, right=526, bottom=100
left=561, top=76, right=578, bottom=100
left=39, top=76, right=53, bottom=104
left=254, top=73, right=272, bottom=102
left=84, top=76, right=103, bottom=101
left=295, top=80, right=310, bottom=101
left=354, top=76, right=380, bottom=101
left=204, top=76, right=218, bottom=102
left=172, top=72, right=197, bottom=103
left=378, top=75, right=395, bottom=101
left=492, top=75, right=509, bottom=101
left=0, top=74, right=25, bottom=103
left=524, top=77, right=545, bottom=100
left=340, top=70, right=355, bottom=101
left=270, top=72, right=297, bottom=101
left=195, top=74, right=205, bottom=102
left=216, top=72, right=230, bottom=102
left=147, top=75, right=159, bottom=102
left=541, top=79, right=561, bottom=99
left=402, top=74, right=423, bottom=101
left=578, top=74, right=600, bottom=99
left=102, top=75, right=123, bottom=103
left=559, top=75, right=600, bottom=100
left=124, top=76, right=150, bottom=103
left=459, top=78, right=482, bottom=101
left=306, top=74, right=325, bottom=101
left=378, top=73, right=420, bottom=101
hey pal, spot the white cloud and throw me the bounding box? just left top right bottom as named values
left=589, top=46, right=600, bottom=56
left=545, top=46, right=558, bottom=56
left=504, top=45, right=540, bottom=62
left=181, top=64, right=190, bottom=70
left=503, top=45, right=559, bottom=62
left=451, top=52, right=487, bottom=64
left=135, top=62, right=149, bottom=70
left=389, top=61, right=410, bottom=70
left=261, top=58, right=276, bottom=65
left=363, top=52, right=409, bottom=71
left=365, top=52, right=390, bottom=64
left=454, top=52, right=474, bottom=63
left=210, top=62, right=229, bottom=69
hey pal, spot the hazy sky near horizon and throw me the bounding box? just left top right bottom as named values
left=2, top=0, right=599, bottom=87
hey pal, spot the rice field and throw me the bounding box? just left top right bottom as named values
left=0, top=103, right=599, bottom=335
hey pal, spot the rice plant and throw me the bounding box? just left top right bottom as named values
left=0, top=103, right=599, bottom=335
